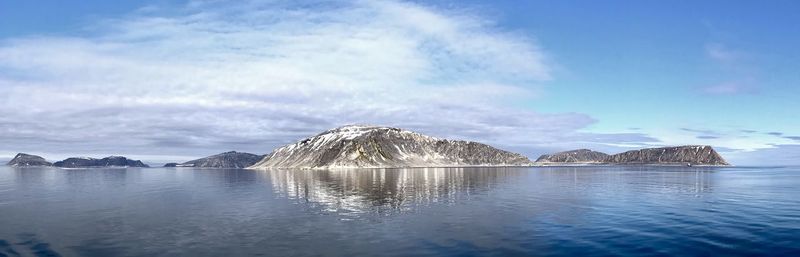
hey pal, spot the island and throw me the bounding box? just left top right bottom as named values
left=535, top=149, right=609, bottom=164
left=53, top=156, right=150, bottom=168
left=535, top=145, right=730, bottom=166
left=6, top=153, right=52, bottom=167
left=248, top=125, right=532, bottom=169
left=166, top=151, right=263, bottom=168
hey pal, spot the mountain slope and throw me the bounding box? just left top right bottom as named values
left=174, top=151, right=263, bottom=168
left=249, top=125, right=531, bottom=169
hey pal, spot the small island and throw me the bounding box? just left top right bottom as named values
left=535, top=145, right=729, bottom=166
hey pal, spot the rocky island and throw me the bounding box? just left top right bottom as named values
left=6, top=153, right=52, bottom=167
left=535, top=145, right=729, bottom=166
left=248, top=125, right=532, bottom=169
left=53, top=156, right=150, bottom=168
left=535, top=149, right=609, bottom=164
left=166, top=151, right=263, bottom=168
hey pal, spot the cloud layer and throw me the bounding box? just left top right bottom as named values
left=1, top=0, right=627, bottom=160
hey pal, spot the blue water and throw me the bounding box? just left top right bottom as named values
left=0, top=166, right=798, bottom=256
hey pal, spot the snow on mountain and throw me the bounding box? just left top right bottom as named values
left=249, top=125, right=532, bottom=169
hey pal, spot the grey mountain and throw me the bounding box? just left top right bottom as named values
left=536, top=145, right=729, bottom=166
left=170, top=151, right=263, bottom=168
left=53, top=156, right=149, bottom=168
left=249, top=125, right=532, bottom=169
left=605, top=145, right=729, bottom=165
left=535, top=149, right=609, bottom=164
left=6, top=153, right=52, bottom=166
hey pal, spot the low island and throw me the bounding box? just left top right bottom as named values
left=535, top=145, right=729, bottom=166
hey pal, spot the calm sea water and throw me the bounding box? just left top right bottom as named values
left=0, top=166, right=798, bottom=257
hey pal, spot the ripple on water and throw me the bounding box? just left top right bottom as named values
left=0, top=166, right=799, bottom=256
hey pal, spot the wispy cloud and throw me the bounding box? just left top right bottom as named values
left=0, top=0, right=637, bottom=159
left=705, top=43, right=740, bottom=64
left=703, top=80, right=757, bottom=95
left=702, top=42, right=759, bottom=95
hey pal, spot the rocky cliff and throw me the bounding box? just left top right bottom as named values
left=6, top=153, right=52, bottom=166
left=171, top=151, right=263, bottom=168
left=53, top=156, right=150, bottom=168
left=604, top=145, right=729, bottom=165
left=535, top=149, right=609, bottom=164
left=248, top=125, right=531, bottom=169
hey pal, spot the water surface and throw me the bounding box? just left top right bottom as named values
left=0, top=166, right=798, bottom=256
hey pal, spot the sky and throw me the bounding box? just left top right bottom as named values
left=0, top=0, right=798, bottom=165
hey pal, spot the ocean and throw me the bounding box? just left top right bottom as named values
left=0, top=166, right=798, bottom=256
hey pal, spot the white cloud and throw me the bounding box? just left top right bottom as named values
left=0, top=0, right=638, bottom=160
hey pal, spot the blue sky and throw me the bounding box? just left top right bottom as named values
left=0, top=0, right=798, bottom=164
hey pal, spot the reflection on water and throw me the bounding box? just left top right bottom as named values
left=268, top=167, right=523, bottom=216
left=0, top=166, right=798, bottom=256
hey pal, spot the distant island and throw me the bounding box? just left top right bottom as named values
left=4, top=126, right=732, bottom=169
left=5, top=154, right=149, bottom=168
left=53, top=156, right=149, bottom=168
left=535, top=145, right=729, bottom=166
left=7, top=153, right=53, bottom=167
left=248, top=125, right=532, bottom=169
left=164, top=151, right=263, bottom=168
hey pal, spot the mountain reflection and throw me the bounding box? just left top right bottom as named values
left=267, top=167, right=524, bottom=215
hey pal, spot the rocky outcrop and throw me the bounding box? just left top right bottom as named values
left=173, top=151, right=263, bottom=168
left=6, top=153, right=52, bottom=166
left=249, top=125, right=532, bottom=169
left=53, top=156, right=149, bottom=168
left=535, top=149, right=609, bottom=164
left=163, top=163, right=179, bottom=167
left=604, top=145, right=729, bottom=165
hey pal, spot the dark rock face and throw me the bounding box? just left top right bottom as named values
left=605, top=145, right=729, bottom=165
left=249, top=125, right=532, bottom=169
left=163, top=163, right=179, bottom=167
left=53, top=156, right=149, bottom=168
left=178, top=151, right=262, bottom=168
left=6, top=153, right=52, bottom=166
left=535, top=149, right=609, bottom=164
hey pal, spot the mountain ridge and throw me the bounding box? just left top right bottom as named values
left=249, top=125, right=532, bottom=169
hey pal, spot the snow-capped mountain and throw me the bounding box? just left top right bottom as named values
left=248, top=125, right=532, bottom=169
